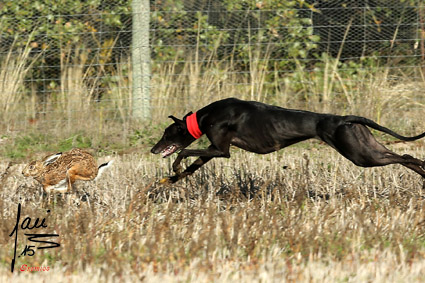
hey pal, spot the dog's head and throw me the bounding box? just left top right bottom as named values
left=151, top=113, right=196, bottom=158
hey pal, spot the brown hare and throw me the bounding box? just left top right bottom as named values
left=22, top=148, right=113, bottom=193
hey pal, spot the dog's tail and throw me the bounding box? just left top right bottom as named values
left=344, top=115, right=425, bottom=141
left=95, top=160, right=114, bottom=181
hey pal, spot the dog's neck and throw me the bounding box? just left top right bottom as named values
left=186, top=112, right=203, bottom=139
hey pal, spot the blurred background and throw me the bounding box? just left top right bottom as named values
left=0, top=0, right=424, bottom=158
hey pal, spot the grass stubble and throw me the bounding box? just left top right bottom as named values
left=0, top=140, right=424, bottom=282
left=0, top=30, right=424, bottom=282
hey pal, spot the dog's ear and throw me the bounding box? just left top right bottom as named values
left=168, top=115, right=185, bottom=126
left=182, top=111, right=193, bottom=120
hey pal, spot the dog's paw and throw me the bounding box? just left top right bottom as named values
left=159, top=175, right=179, bottom=185
left=159, top=177, right=172, bottom=185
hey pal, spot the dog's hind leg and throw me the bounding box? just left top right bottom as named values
left=396, top=154, right=425, bottom=178
left=327, top=123, right=425, bottom=178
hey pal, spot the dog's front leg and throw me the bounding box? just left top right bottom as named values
left=162, top=156, right=214, bottom=184
left=172, top=155, right=185, bottom=174
left=172, top=145, right=229, bottom=173
left=162, top=145, right=230, bottom=184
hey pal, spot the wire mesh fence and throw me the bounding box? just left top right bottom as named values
left=0, top=0, right=424, bottom=154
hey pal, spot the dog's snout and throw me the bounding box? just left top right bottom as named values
left=151, top=137, right=166, bottom=154
left=151, top=144, right=161, bottom=154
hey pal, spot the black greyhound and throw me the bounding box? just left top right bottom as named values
left=151, top=98, right=425, bottom=184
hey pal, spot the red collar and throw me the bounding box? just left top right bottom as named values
left=186, top=112, right=202, bottom=139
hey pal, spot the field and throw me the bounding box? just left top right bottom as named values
left=1, top=1, right=425, bottom=281
left=0, top=30, right=425, bottom=282
left=1, top=136, right=425, bottom=282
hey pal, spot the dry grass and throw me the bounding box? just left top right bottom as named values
left=1, top=34, right=425, bottom=282
left=0, top=37, right=41, bottom=124
left=1, top=41, right=424, bottom=145
left=0, top=141, right=424, bottom=282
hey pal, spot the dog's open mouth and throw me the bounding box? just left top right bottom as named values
left=161, top=144, right=178, bottom=158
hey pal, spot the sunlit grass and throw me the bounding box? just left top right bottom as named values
left=0, top=34, right=424, bottom=282
left=1, top=143, right=424, bottom=282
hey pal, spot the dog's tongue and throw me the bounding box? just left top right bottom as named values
left=162, top=145, right=177, bottom=158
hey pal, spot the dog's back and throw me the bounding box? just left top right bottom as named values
left=197, top=98, right=322, bottom=153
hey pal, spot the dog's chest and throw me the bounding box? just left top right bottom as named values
left=230, top=136, right=280, bottom=154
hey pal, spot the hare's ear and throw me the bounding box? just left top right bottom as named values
left=43, top=152, right=62, bottom=166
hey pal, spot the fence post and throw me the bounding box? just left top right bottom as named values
left=132, top=0, right=151, bottom=120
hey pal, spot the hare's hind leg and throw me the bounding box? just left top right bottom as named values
left=66, top=164, right=95, bottom=192
left=66, top=170, right=76, bottom=193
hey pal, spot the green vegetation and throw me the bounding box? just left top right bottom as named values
left=0, top=2, right=424, bottom=280
left=1, top=131, right=101, bottom=160
left=0, top=0, right=422, bottom=128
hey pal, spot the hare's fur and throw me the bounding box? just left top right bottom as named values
left=22, top=148, right=109, bottom=193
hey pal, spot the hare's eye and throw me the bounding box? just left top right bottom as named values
left=29, top=165, right=34, bottom=170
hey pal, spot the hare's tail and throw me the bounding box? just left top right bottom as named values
left=95, top=160, right=114, bottom=181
